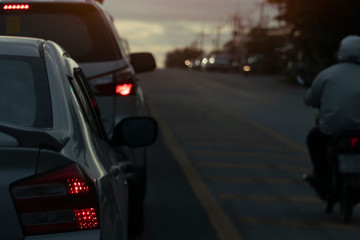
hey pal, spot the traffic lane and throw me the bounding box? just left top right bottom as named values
left=191, top=70, right=317, bottom=146
left=139, top=68, right=317, bottom=146
left=148, top=101, right=360, bottom=240
left=185, top=105, right=360, bottom=240
left=177, top=88, right=360, bottom=238
left=138, top=69, right=360, bottom=239
left=130, top=132, right=218, bottom=240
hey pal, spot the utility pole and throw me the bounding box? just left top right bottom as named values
left=255, top=1, right=267, bottom=28
left=229, top=11, right=245, bottom=59
left=214, top=21, right=226, bottom=52
left=196, top=26, right=213, bottom=53
left=199, top=28, right=205, bottom=51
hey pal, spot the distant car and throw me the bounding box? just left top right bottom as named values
left=0, top=36, right=157, bottom=240
left=185, top=58, right=195, bottom=69
left=192, top=57, right=203, bottom=70
left=205, top=53, right=233, bottom=72
left=0, top=0, right=156, bottom=234
left=186, top=56, right=207, bottom=71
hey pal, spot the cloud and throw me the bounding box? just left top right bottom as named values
left=113, top=20, right=165, bottom=39
left=113, top=19, right=234, bottom=67
left=113, top=19, right=176, bottom=66
left=106, top=0, right=278, bottom=67
left=104, top=0, right=256, bottom=22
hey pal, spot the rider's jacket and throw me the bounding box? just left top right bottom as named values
left=304, top=36, right=360, bottom=135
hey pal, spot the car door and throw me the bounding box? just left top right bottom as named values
left=69, top=67, right=129, bottom=223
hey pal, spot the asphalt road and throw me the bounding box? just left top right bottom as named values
left=133, top=69, right=360, bottom=240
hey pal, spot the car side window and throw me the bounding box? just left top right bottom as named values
left=109, top=19, right=130, bottom=59
left=118, top=38, right=130, bottom=58
left=69, top=69, right=105, bottom=139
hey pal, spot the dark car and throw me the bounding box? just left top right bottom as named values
left=205, top=53, right=233, bottom=72
left=0, top=36, right=157, bottom=239
left=0, top=0, right=156, bottom=233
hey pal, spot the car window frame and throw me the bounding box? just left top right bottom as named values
left=68, top=67, right=107, bottom=140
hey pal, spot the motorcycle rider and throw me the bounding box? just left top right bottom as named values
left=304, top=35, right=360, bottom=183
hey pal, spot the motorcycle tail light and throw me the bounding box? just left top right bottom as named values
left=88, top=68, right=135, bottom=96
left=11, top=164, right=99, bottom=235
left=350, top=137, right=359, bottom=148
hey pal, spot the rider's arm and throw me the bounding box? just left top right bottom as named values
left=304, top=71, right=327, bottom=108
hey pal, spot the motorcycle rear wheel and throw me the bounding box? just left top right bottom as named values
left=340, top=185, right=353, bottom=224
left=324, top=200, right=335, bottom=213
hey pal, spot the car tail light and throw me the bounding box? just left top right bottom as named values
left=88, top=68, right=136, bottom=96
left=3, top=4, right=30, bottom=10
left=243, top=65, right=251, bottom=72
left=11, top=164, right=100, bottom=235
left=115, top=83, right=132, bottom=96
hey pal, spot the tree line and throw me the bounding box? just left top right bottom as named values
left=165, top=0, right=360, bottom=78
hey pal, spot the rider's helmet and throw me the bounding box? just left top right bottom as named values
left=338, top=35, right=360, bottom=63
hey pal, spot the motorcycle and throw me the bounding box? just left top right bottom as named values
left=305, top=130, right=360, bottom=223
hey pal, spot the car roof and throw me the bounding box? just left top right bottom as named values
left=0, top=36, right=44, bottom=57
left=1, top=0, right=99, bottom=4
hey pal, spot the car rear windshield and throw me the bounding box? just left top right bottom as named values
left=0, top=3, right=121, bottom=62
left=0, top=56, right=52, bottom=128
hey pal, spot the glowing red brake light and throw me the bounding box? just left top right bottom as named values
left=116, top=83, right=133, bottom=96
left=74, top=208, right=99, bottom=230
left=11, top=164, right=100, bottom=235
left=3, top=4, right=30, bottom=10
left=67, top=178, right=89, bottom=194
left=88, top=69, right=135, bottom=96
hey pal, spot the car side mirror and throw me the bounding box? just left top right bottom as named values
left=130, top=52, right=156, bottom=73
left=112, top=117, right=158, bottom=147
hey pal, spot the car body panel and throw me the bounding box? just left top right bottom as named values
left=80, top=61, right=128, bottom=79
left=0, top=148, right=38, bottom=240
left=206, top=54, right=233, bottom=71
left=0, top=132, right=18, bottom=146
left=25, top=229, right=100, bottom=240
left=0, top=36, right=128, bottom=239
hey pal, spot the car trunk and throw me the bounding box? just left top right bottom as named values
left=0, top=141, right=39, bottom=239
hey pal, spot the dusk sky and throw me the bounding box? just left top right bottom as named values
left=103, top=0, right=278, bottom=67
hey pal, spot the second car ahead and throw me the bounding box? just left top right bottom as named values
left=0, top=36, right=157, bottom=240
left=0, top=0, right=156, bottom=234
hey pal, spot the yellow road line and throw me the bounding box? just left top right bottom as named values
left=237, top=217, right=360, bottom=230
left=209, top=102, right=309, bottom=155
left=208, top=176, right=304, bottom=185
left=191, top=151, right=308, bottom=162
left=199, top=162, right=269, bottom=169
left=177, top=133, right=277, bottom=141
left=147, top=101, right=244, bottom=240
left=197, top=161, right=311, bottom=173
left=277, top=164, right=311, bottom=172
left=185, top=141, right=295, bottom=152
left=219, top=193, right=321, bottom=203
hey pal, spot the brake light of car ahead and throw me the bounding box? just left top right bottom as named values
left=3, top=4, right=30, bottom=10
left=89, top=68, right=135, bottom=96
left=10, top=164, right=100, bottom=235
left=115, top=83, right=132, bottom=96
